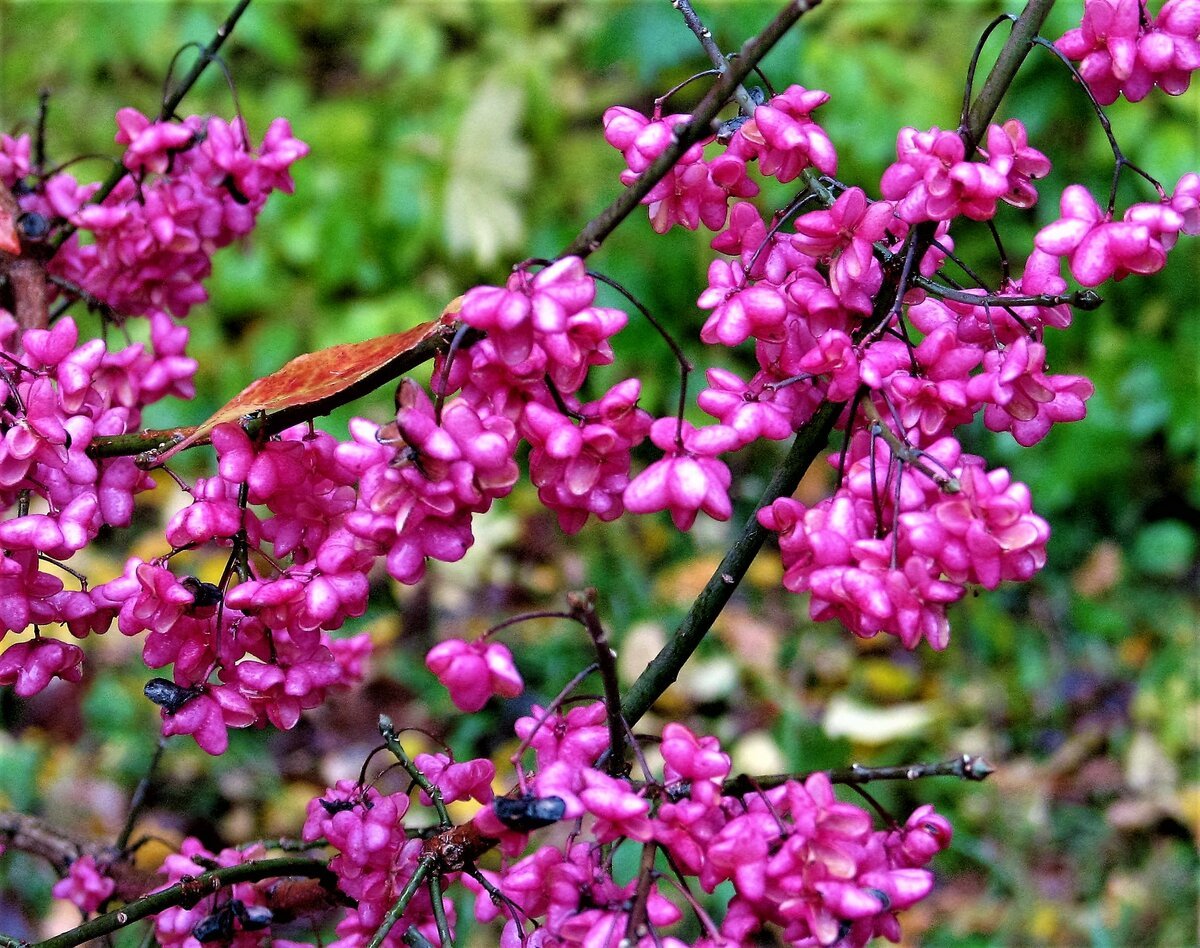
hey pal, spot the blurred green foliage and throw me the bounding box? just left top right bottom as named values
left=0, top=1, right=1197, bottom=945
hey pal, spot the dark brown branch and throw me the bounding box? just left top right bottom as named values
left=672, top=0, right=758, bottom=115
left=721, top=754, right=996, bottom=797
left=561, top=0, right=825, bottom=260
left=27, top=855, right=336, bottom=948
left=621, top=399, right=841, bottom=726
left=568, top=588, right=628, bottom=777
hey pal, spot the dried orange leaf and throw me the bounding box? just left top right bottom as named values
left=148, top=299, right=462, bottom=467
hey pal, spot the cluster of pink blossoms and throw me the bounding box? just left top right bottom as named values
left=8, top=109, right=308, bottom=321
left=591, top=45, right=1199, bottom=649
left=0, top=112, right=307, bottom=700
left=1056, top=0, right=1200, bottom=103
left=0, top=311, right=193, bottom=692
left=295, top=701, right=951, bottom=947
left=92, top=423, right=373, bottom=754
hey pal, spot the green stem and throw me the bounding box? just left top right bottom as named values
left=378, top=716, right=452, bottom=827
left=428, top=872, right=455, bottom=948
left=621, top=400, right=841, bottom=726
left=963, top=0, right=1057, bottom=149
left=28, top=856, right=334, bottom=948
left=366, top=857, right=434, bottom=948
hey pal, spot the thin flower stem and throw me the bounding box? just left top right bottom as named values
left=562, top=0, right=826, bottom=260
left=1028, top=36, right=1165, bottom=210
left=378, top=716, right=452, bottom=827
left=510, top=663, right=600, bottom=791
left=671, top=0, right=759, bottom=115
left=587, top=267, right=693, bottom=446
left=48, top=0, right=255, bottom=254
left=428, top=872, right=454, bottom=948
left=623, top=842, right=660, bottom=943
left=484, top=610, right=579, bottom=638
left=568, top=589, right=628, bottom=777
left=963, top=0, right=1057, bottom=156
left=366, top=856, right=435, bottom=948
left=960, top=13, right=1020, bottom=146
left=115, top=738, right=167, bottom=852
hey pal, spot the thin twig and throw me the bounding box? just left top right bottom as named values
left=378, top=715, right=452, bottom=827
left=28, top=856, right=335, bottom=948
left=48, top=0, right=255, bottom=255
left=561, top=0, right=825, bottom=260
left=115, top=738, right=167, bottom=852
left=672, top=0, right=758, bottom=115
left=366, top=857, right=435, bottom=948
left=716, top=754, right=996, bottom=798
left=568, top=589, right=628, bottom=777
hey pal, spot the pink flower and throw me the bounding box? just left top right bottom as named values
left=158, top=684, right=256, bottom=755
left=0, top=638, right=84, bottom=696
left=53, top=855, right=115, bottom=914
left=414, top=752, right=496, bottom=805
left=1035, top=184, right=1167, bottom=285
left=623, top=418, right=738, bottom=530
left=791, top=188, right=893, bottom=314
left=425, top=638, right=524, bottom=712
left=729, top=85, right=838, bottom=182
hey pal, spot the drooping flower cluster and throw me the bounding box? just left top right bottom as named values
left=302, top=702, right=951, bottom=948
left=92, top=424, right=372, bottom=754
left=0, top=312, right=195, bottom=688
left=0, top=109, right=304, bottom=698
left=760, top=435, right=1049, bottom=650
left=1034, top=176, right=1200, bottom=285
left=1056, top=0, right=1200, bottom=104
left=33, top=111, right=305, bottom=321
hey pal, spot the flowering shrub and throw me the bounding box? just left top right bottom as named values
left=0, top=0, right=1196, bottom=946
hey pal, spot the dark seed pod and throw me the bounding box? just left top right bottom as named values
left=144, top=677, right=201, bottom=715
left=493, top=794, right=566, bottom=831
left=232, top=901, right=273, bottom=930
left=16, top=211, right=49, bottom=242
left=192, top=905, right=233, bottom=943
left=319, top=797, right=358, bottom=815
left=180, top=575, right=223, bottom=609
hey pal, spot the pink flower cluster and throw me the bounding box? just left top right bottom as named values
left=1035, top=176, right=1200, bottom=285
left=760, top=436, right=1049, bottom=650
left=451, top=712, right=951, bottom=946
left=52, top=854, right=115, bottom=915
left=597, top=86, right=1120, bottom=649
left=302, top=774, right=481, bottom=946
left=30, top=111, right=306, bottom=321
left=0, top=312, right=196, bottom=690
left=1056, top=0, right=1200, bottom=103
left=94, top=424, right=372, bottom=753
left=880, top=121, right=1051, bottom=223
left=425, top=636, right=523, bottom=712
left=297, top=711, right=949, bottom=947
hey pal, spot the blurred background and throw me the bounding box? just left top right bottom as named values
left=0, top=1, right=1196, bottom=944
